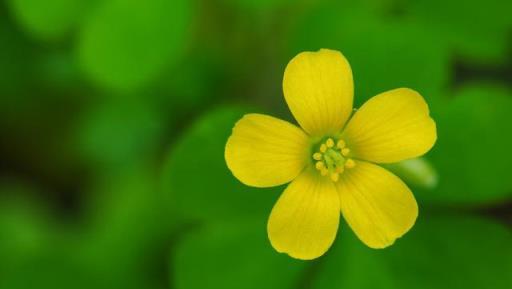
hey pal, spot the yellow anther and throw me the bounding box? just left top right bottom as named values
left=336, top=166, right=345, bottom=173
left=341, top=148, right=350, bottom=156
left=326, top=138, right=334, bottom=148
left=320, top=144, right=327, bottom=153
left=315, top=161, right=325, bottom=170
left=313, top=153, right=323, bottom=161
left=345, top=159, right=356, bottom=168
left=337, top=140, right=346, bottom=149
left=330, top=172, right=339, bottom=182
left=320, top=168, right=329, bottom=176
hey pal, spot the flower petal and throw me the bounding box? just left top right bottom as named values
left=342, top=88, right=437, bottom=163
left=225, top=113, right=309, bottom=188
left=337, top=161, right=418, bottom=249
left=267, top=169, right=340, bottom=260
left=283, top=49, right=354, bottom=136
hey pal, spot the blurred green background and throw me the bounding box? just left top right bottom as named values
left=1, top=0, right=511, bottom=288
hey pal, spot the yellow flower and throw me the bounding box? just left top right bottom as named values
left=225, top=49, right=437, bottom=260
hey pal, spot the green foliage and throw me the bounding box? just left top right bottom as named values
left=0, top=0, right=511, bottom=288
left=0, top=183, right=94, bottom=289
left=224, top=0, right=294, bottom=11
left=0, top=16, right=37, bottom=95
left=172, top=220, right=305, bottom=289
left=312, top=215, right=512, bottom=289
left=162, top=106, right=283, bottom=223
left=77, top=167, right=173, bottom=289
left=385, top=158, right=439, bottom=190
left=426, top=84, right=512, bottom=204
left=0, top=184, right=53, bottom=272
left=77, top=0, right=191, bottom=91
left=405, top=0, right=512, bottom=64
left=7, top=0, right=86, bottom=40
left=75, top=96, right=164, bottom=169
left=289, top=1, right=449, bottom=106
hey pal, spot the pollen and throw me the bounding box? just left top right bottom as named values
left=312, top=138, right=356, bottom=182
left=320, top=168, right=328, bottom=176
left=345, top=159, right=356, bottom=168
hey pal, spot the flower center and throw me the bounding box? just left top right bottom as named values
left=312, top=138, right=355, bottom=182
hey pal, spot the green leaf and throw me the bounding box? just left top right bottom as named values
left=77, top=0, right=191, bottom=91
left=406, top=0, right=512, bottom=64
left=77, top=167, right=174, bottom=289
left=172, top=219, right=306, bottom=289
left=288, top=2, right=448, bottom=108
left=75, top=96, right=163, bottom=169
left=424, top=84, right=512, bottom=205
left=6, top=0, right=86, bottom=40
left=0, top=183, right=100, bottom=289
left=384, top=158, right=439, bottom=190
left=157, top=51, right=227, bottom=111
left=1, top=247, right=103, bottom=289
left=224, top=0, right=293, bottom=11
left=161, top=106, right=283, bottom=223
left=0, top=16, right=37, bottom=96
left=312, top=214, right=512, bottom=289
left=0, top=171, right=166, bottom=289
left=0, top=183, right=53, bottom=272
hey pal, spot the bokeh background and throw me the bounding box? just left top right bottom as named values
left=1, top=0, right=511, bottom=288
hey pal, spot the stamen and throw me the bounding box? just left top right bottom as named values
left=320, top=168, right=329, bottom=176
left=324, top=155, right=335, bottom=169
left=345, top=159, right=356, bottom=168
left=327, top=150, right=343, bottom=162
left=312, top=138, right=354, bottom=182
left=313, top=153, right=323, bottom=161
